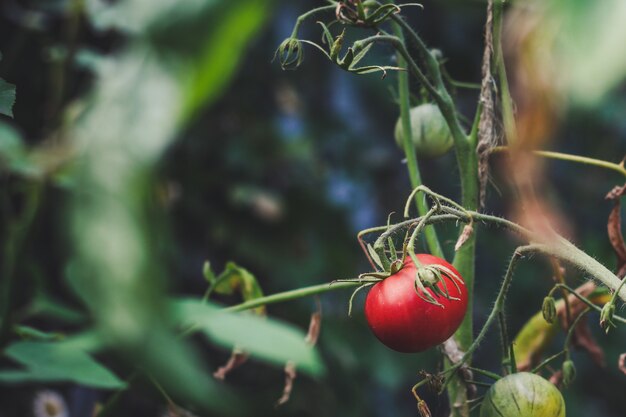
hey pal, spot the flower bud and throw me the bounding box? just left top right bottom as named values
left=562, top=359, right=576, bottom=387
left=275, top=38, right=303, bottom=70
left=599, top=302, right=616, bottom=333
left=542, top=296, right=557, bottom=324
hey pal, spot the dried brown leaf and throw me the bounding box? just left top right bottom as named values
left=275, top=361, right=297, bottom=407
left=570, top=315, right=605, bottom=367
left=416, top=399, right=432, bottom=417
left=553, top=282, right=605, bottom=366
left=276, top=302, right=322, bottom=407
left=477, top=0, right=498, bottom=209
left=549, top=369, right=563, bottom=388
left=454, top=225, right=474, bottom=252
left=606, top=183, right=626, bottom=266
left=213, top=349, right=249, bottom=381
left=305, top=309, right=322, bottom=346
left=605, top=183, right=626, bottom=201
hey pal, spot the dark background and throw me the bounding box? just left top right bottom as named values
left=0, top=0, right=625, bottom=416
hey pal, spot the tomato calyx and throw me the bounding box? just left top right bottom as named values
left=413, top=262, right=463, bottom=306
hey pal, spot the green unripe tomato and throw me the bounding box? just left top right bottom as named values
left=394, top=103, right=454, bottom=158
left=480, top=372, right=565, bottom=417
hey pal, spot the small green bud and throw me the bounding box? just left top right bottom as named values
left=542, top=296, right=557, bottom=324
left=599, top=302, right=616, bottom=333
left=562, top=359, right=576, bottom=387
left=330, top=30, right=346, bottom=61
left=275, top=38, right=303, bottom=70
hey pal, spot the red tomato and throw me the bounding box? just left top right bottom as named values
left=364, top=254, right=468, bottom=353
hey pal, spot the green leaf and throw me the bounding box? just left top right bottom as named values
left=0, top=122, right=39, bottom=175
left=0, top=78, right=16, bottom=118
left=179, top=0, right=271, bottom=120
left=173, top=299, right=325, bottom=376
left=550, top=0, right=626, bottom=105
left=85, top=0, right=218, bottom=34
left=26, top=294, right=86, bottom=325
left=13, top=325, right=64, bottom=342
left=214, top=262, right=263, bottom=299
left=0, top=341, right=125, bottom=389
left=367, top=243, right=384, bottom=270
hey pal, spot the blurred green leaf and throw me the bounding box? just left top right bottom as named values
left=0, top=122, right=25, bottom=162
left=86, top=0, right=218, bottom=34
left=13, top=325, right=64, bottom=341
left=0, top=341, right=125, bottom=389
left=25, top=293, right=86, bottom=325
left=552, top=0, right=626, bottom=105
left=68, top=0, right=272, bottom=413
left=0, top=78, right=15, bottom=117
left=173, top=299, right=325, bottom=376
left=179, top=0, right=271, bottom=120
left=0, top=122, right=41, bottom=176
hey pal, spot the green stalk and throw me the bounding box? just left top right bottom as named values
left=392, top=22, right=444, bottom=259
left=491, top=147, right=626, bottom=178
left=224, top=281, right=361, bottom=313
left=355, top=24, right=479, bottom=415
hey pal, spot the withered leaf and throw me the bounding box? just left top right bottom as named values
left=213, top=349, right=249, bottom=381
left=605, top=183, right=626, bottom=265
left=276, top=303, right=321, bottom=407
left=454, top=224, right=474, bottom=252
left=275, top=361, right=297, bottom=407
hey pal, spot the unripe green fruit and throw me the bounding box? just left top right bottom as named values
left=394, top=103, right=454, bottom=158
left=480, top=372, right=566, bottom=417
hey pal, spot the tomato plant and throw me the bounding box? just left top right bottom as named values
left=364, top=254, right=467, bottom=353
left=479, top=372, right=566, bottom=417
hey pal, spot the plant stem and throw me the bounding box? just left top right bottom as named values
left=491, top=147, right=626, bottom=178
left=443, top=245, right=537, bottom=390
left=564, top=308, right=591, bottom=348
left=390, top=19, right=480, bottom=385
left=224, top=281, right=361, bottom=313
left=497, top=311, right=511, bottom=374
left=290, top=5, right=336, bottom=38
left=530, top=350, right=566, bottom=374
left=544, top=237, right=626, bottom=302
left=392, top=21, right=444, bottom=259
left=551, top=284, right=626, bottom=324
left=468, top=367, right=501, bottom=381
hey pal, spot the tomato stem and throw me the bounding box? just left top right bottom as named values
left=491, top=147, right=626, bottom=178
left=440, top=245, right=538, bottom=392
left=392, top=21, right=445, bottom=259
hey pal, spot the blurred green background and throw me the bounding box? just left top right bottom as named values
left=0, top=0, right=625, bottom=416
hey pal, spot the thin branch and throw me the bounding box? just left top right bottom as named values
left=491, top=147, right=626, bottom=178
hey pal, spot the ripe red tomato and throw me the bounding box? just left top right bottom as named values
left=364, top=254, right=468, bottom=353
